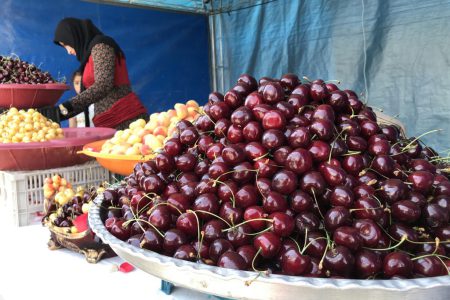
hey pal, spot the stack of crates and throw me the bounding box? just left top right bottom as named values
left=0, top=161, right=110, bottom=226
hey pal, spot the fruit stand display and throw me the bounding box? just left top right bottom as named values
left=87, top=73, right=449, bottom=299
left=0, top=58, right=113, bottom=227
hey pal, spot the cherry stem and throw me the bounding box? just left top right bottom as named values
left=318, top=231, right=331, bottom=270
left=311, top=190, right=325, bottom=220
left=244, top=226, right=273, bottom=236
left=221, top=218, right=273, bottom=232
left=134, top=218, right=165, bottom=238
left=186, top=209, right=201, bottom=241
left=364, top=235, right=408, bottom=251
left=210, top=178, right=236, bottom=207
left=341, top=151, right=362, bottom=156
left=289, top=236, right=303, bottom=254
left=401, top=129, right=442, bottom=152
left=301, top=236, right=328, bottom=255
left=194, top=209, right=232, bottom=228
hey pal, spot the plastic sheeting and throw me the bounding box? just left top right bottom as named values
left=211, top=0, right=450, bottom=152
left=0, top=0, right=210, bottom=118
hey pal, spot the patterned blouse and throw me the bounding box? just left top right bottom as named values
left=70, top=43, right=147, bottom=130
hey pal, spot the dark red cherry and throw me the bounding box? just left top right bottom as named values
left=352, top=197, right=383, bottom=221
left=342, top=155, right=365, bottom=176
left=300, top=171, right=327, bottom=196
left=261, top=81, right=284, bottom=104
left=238, top=74, right=258, bottom=91
left=312, top=104, right=335, bottom=122
left=226, top=224, right=253, bottom=248
left=310, top=80, right=329, bottom=102
left=270, top=212, right=295, bottom=237
left=209, top=238, right=234, bottom=263
left=391, top=200, right=421, bottom=223
left=360, top=120, right=380, bottom=138
left=272, top=170, right=298, bottom=194
left=254, top=158, right=278, bottom=178
left=408, top=171, right=434, bottom=194
left=422, top=203, right=449, bottom=228
left=303, top=231, right=327, bottom=259
left=262, top=129, right=286, bottom=149
left=163, top=229, right=188, bottom=256
left=227, top=124, right=245, bottom=143
left=236, top=245, right=258, bottom=269
left=308, top=140, right=331, bottom=162
left=353, top=219, right=382, bottom=247
left=377, top=179, right=409, bottom=204
left=295, top=211, right=321, bottom=233
left=244, top=142, right=268, bottom=160
left=253, top=232, right=281, bottom=258
left=318, top=162, right=346, bottom=187
left=355, top=249, right=382, bottom=278
left=324, top=206, right=352, bottom=232
left=281, top=248, right=311, bottom=275
left=383, top=252, right=413, bottom=278
left=288, top=127, right=311, bottom=148
left=235, top=185, right=259, bottom=208
left=273, top=146, right=292, bottom=165
left=244, top=92, right=264, bottom=109
left=328, top=90, right=349, bottom=112
left=148, top=205, right=172, bottom=231
left=217, top=251, right=247, bottom=270
left=225, top=90, right=244, bottom=108
left=262, top=110, right=286, bottom=130
left=333, top=226, right=363, bottom=252
left=346, top=136, right=368, bottom=151
left=309, top=119, right=334, bottom=141
left=275, top=101, right=295, bottom=120
left=219, top=202, right=243, bottom=225
left=371, top=155, right=396, bottom=177
left=209, top=102, right=231, bottom=121
left=243, top=121, right=263, bottom=142
left=330, top=186, right=355, bottom=208
left=174, top=244, right=197, bottom=262
left=323, top=246, right=355, bottom=277
left=280, top=73, right=300, bottom=91
left=290, top=190, right=314, bottom=212
left=179, top=127, right=199, bottom=146
left=232, top=162, right=254, bottom=184
left=193, top=193, right=220, bottom=220
left=252, top=103, right=272, bottom=121
left=263, top=191, right=288, bottom=213
left=413, top=256, right=447, bottom=277
left=285, top=148, right=313, bottom=174
left=368, top=139, right=390, bottom=156
left=140, top=229, right=164, bottom=252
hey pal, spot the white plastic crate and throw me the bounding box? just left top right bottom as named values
left=0, top=161, right=110, bottom=227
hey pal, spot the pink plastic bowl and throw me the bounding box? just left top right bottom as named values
left=0, top=127, right=116, bottom=171
left=0, top=83, right=70, bottom=109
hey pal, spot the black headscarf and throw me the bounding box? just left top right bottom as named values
left=54, top=18, right=124, bottom=72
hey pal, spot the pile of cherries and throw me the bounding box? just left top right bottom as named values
left=102, top=73, right=450, bottom=279
left=0, top=55, right=56, bottom=84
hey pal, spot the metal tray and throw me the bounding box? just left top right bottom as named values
left=89, top=196, right=450, bottom=300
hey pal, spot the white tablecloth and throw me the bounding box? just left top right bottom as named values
left=0, top=225, right=212, bottom=300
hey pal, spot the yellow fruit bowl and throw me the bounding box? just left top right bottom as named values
left=79, top=140, right=155, bottom=176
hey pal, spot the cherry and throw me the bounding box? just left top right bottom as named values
left=352, top=197, right=383, bottom=221
left=244, top=92, right=264, bottom=109
left=237, top=245, right=258, bottom=269
left=435, top=195, right=450, bottom=214
left=434, top=181, right=450, bottom=196
left=328, top=90, right=349, bottom=112
left=360, top=120, right=380, bottom=138
left=285, top=148, right=313, bottom=174
left=148, top=205, right=172, bottom=231
left=254, top=158, right=278, bottom=178
left=225, top=90, right=244, bottom=108
left=226, top=223, right=253, bottom=248
left=288, top=127, right=311, bottom=148
left=347, top=96, right=363, bottom=113
left=288, top=94, right=309, bottom=111
left=389, top=223, right=418, bottom=251
left=243, top=205, right=268, bottom=231
left=109, top=219, right=132, bottom=241
left=342, top=155, right=365, bottom=176
left=217, top=180, right=239, bottom=203
left=281, top=248, right=311, bottom=275
left=209, top=238, right=234, bottom=263
left=175, top=212, right=199, bottom=237
left=377, top=179, right=409, bottom=204
left=253, top=232, right=281, bottom=258
left=262, top=110, right=286, bottom=130
left=280, top=73, right=300, bottom=91
left=193, top=193, right=220, bottom=220
left=217, top=251, right=247, bottom=270
left=270, top=212, right=295, bottom=237
left=410, top=159, right=437, bottom=173
left=196, top=114, right=215, bottom=132
left=256, top=177, right=272, bottom=197
left=163, top=229, right=188, bottom=255
left=214, top=118, right=231, bottom=137
left=319, top=162, right=346, bottom=187
left=303, top=231, right=327, bottom=258
left=290, top=190, right=314, bottom=212
left=413, top=256, right=447, bottom=277
left=272, top=170, right=298, bottom=194
left=242, top=121, right=263, bottom=142
left=192, top=240, right=209, bottom=260
left=408, top=171, right=434, bottom=193
left=353, top=219, right=382, bottom=247
left=333, top=226, right=363, bottom=252
left=195, top=179, right=217, bottom=196
left=252, top=103, right=272, bottom=121
left=339, top=120, right=361, bottom=136
left=175, top=153, right=197, bottom=172
left=383, top=252, right=413, bottom=278
left=309, top=119, right=334, bottom=141
left=275, top=101, right=295, bottom=120
left=300, top=171, right=327, bottom=196
left=209, top=102, right=231, bottom=121
left=231, top=106, right=253, bottom=128
left=164, top=138, right=182, bottom=156
left=227, top=124, right=245, bottom=143
left=232, top=162, right=254, bottom=183
left=179, top=127, right=199, bottom=146
left=208, top=92, right=224, bottom=103
left=262, top=82, right=284, bottom=104
left=244, top=142, right=268, bottom=160
left=434, top=226, right=450, bottom=253
left=219, top=202, right=243, bottom=225
left=262, top=129, right=286, bottom=149
left=221, top=145, right=245, bottom=166
left=295, top=211, right=321, bottom=233
left=310, top=80, right=329, bottom=102
left=391, top=200, right=421, bottom=223
left=235, top=185, right=259, bottom=208
left=206, top=143, right=224, bottom=161
left=140, top=229, right=164, bottom=252
left=330, top=186, right=354, bottom=208
left=304, top=257, right=327, bottom=277
left=238, top=74, right=258, bottom=91
left=422, top=203, right=449, bottom=228
left=408, top=191, right=427, bottom=208
left=308, top=140, right=331, bottom=162
left=368, top=139, right=391, bottom=156
left=324, top=206, right=352, bottom=231
left=355, top=249, right=382, bottom=278
left=173, top=244, right=197, bottom=262
left=346, top=136, right=368, bottom=151
left=263, top=191, right=288, bottom=213
left=323, top=246, right=355, bottom=277
left=273, top=146, right=292, bottom=165
left=371, top=155, right=396, bottom=177
left=312, top=104, right=335, bottom=122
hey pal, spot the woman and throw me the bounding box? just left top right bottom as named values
left=54, top=18, right=148, bottom=130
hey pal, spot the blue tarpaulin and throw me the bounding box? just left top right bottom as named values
left=0, top=0, right=210, bottom=119
left=209, top=0, right=450, bottom=152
